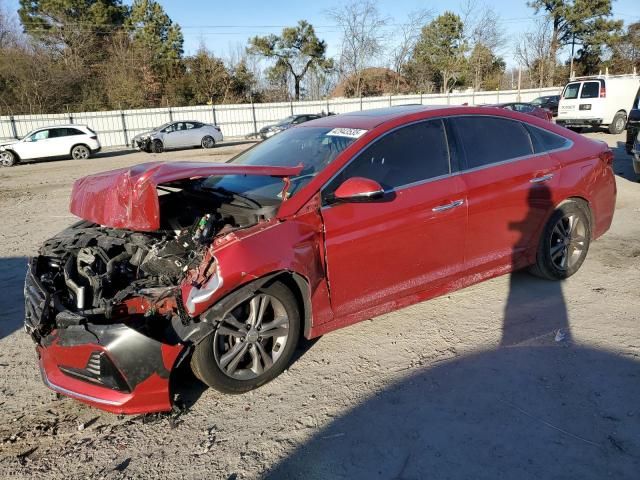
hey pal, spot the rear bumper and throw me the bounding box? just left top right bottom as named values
left=556, top=118, right=603, bottom=128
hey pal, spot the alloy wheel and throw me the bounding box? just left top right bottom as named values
left=549, top=213, right=587, bottom=271
left=72, top=146, right=89, bottom=159
left=213, top=294, right=290, bottom=380
left=202, top=136, right=215, bottom=148
left=0, top=151, right=14, bottom=167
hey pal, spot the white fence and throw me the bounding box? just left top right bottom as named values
left=0, top=87, right=560, bottom=148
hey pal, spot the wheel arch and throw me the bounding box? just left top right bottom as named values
left=2, top=148, right=20, bottom=161
left=70, top=143, right=91, bottom=155
left=177, top=269, right=314, bottom=346
left=556, top=196, right=594, bottom=235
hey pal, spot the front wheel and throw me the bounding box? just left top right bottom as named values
left=191, top=281, right=301, bottom=394
left=152, top=139, right=164, bottom=153
left=0, top=150, right=16, bottom=167
left=201, top=135, right=215, bottom=149
left=529, top=202, right=591, bottom=280
left=71, top=145, right=90, bottom=160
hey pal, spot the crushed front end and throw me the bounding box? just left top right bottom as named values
left=24, top=162, right=302, bottom=414
left=24, top=223, right=195, bottom=414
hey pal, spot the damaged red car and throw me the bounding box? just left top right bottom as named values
left=24, top=106, right=616, bottom=414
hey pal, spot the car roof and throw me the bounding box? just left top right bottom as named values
left=302, top=105, right=456, bottom=129
left=33, top=124, right=89, bottom=129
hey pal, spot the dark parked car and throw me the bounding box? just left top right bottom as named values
left=625, top=87, right=640, bottom=163
left=491, top=103, right=553, bottom=122
left=25, top=105, right=616, bottom=414
left=258, top=114, right=321, bottom=139
left=531, top=95, right=560, bottom=116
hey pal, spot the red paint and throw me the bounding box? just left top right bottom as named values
left=69, top=161, right=303, bottom=231
left=333, top=176, right=383, bottom=199
left=55, top=106, right=616, bottom=413
left=38, top=339, right=183, bottom=414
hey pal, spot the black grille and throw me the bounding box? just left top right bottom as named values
left=24, top=259, right=52, bottom=340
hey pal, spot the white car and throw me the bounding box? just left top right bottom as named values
left=556, top=73, right=640, bottom=134
left=131, top=121, right=223, bottom=153
left=0, top=125, right=101, bottom=167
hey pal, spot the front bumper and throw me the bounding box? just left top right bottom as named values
left=556, top=118, right=603, bottom=128
left=25, top=260, right=185, bottom=414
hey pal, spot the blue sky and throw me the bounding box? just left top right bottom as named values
left=5, top=0, right=640, bottom=67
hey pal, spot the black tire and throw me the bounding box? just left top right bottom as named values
left=0, top=150, right=17, bottom=167
left=567, top=126, right=584, bottom=133
left=201, top=135, right=215, bottom=149
left=191, top=281, right=301, bottom=394
left=152, top=139, right=164, bottom=153
left=71, top=144, right=91, bottom=160
left=529, top=201, right=591, bottom=280
left=609, top=111, right=627, bottom=135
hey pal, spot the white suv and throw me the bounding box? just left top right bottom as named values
left=0, top=125, right=101, bottom=167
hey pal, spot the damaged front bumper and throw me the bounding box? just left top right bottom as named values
left=25, top=260, right=185, bottom=414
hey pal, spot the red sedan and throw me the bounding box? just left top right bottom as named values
left=24, top=105, right=616, bottom=413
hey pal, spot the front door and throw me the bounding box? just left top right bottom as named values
left=320, top=119, right=467, bottom=318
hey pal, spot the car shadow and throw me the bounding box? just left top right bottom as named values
left=264, top=183, right=640, bottom=479
left=0, top=257, right=27, bottom=341
left=613, top=141, right=638, bottom=182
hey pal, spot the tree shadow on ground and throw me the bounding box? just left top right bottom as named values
left=0, top=257, right=27, bottom=341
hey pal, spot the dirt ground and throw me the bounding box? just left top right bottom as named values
left=0, top=133, right=638, bottom=479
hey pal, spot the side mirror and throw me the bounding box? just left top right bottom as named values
left=331, top=177, right=385, bottom=203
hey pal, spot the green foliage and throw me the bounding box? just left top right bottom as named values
left=248, top=20, right=332, bottom=100
left=407, top=12, right=467, bottom=93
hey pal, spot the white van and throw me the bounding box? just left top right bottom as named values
left=556, top=74, right=640, bottom=134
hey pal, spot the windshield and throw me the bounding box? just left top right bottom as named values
left=200, top=126, right=360, bottom=204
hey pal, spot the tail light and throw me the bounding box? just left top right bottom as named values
left=599, top=85, right=606, bottom=98
left=90, top=135, right=98, bottom=140
left=599, top=150, right=614, bottom=166
left=213, top=126, right=221, bottom=132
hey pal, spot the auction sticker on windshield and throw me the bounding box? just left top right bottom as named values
left=326, top=128, right=368, bottom=139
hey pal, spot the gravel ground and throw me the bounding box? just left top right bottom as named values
left=0, top=133, right=638, bottom=479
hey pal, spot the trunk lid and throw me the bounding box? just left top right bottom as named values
left=69, top=161, right=303, bottom=231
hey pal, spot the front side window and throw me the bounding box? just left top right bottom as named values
left=451, top=116, right=533, bottom=169
left=28, top=130, right=49, bottom=142
left=562, top=83, right=581, bottom=99
left=325, top=119, right=450, bottom=194
left=580, top=82, right=600, bottom=99
left=162, top=123, right=177, bottom=133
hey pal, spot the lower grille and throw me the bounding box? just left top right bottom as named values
left=24, top=259, right=52, bottom=339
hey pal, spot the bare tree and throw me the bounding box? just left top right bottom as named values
left=0, top=2, right=20, bottom=47
left=515, top=18, right=554, bottom=88
left=326, top=0, right=389, bottom=97
left=389, top=9, right=432, bottom=92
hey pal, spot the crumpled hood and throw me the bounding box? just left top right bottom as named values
left=0, top=140, right=18, bottom=149
left=69, top=161, right=303, bottom=231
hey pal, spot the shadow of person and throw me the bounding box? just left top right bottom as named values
left=501, top=183, right=570, bottom=346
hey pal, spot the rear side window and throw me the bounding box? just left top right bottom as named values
left=526, top=125, right=571, bottom=153
left=563, top=83, right=580, bottom=99
left=580, top=82, right=600, bottom=99
left=327, top=119, right=450, bottom=191
left=450, top=116, right=533, bottom=170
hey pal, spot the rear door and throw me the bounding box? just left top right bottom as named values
left=320, top=119, right=467, bottom=318
left=449, top=115, right=561, bottom=273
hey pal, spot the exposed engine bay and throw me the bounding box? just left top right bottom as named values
left=29, top=184, right=277, bottom=333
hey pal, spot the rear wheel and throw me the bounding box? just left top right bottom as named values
left=0, top=150, right=16, bottom=167
left=191, top=281, right=300, bottom=394
left=201, top=135, right=215, bottom=149
left=609, top=111, right=626, bottom=135
left=529, top=202, right=591, bottom=280
left=71, top=145, right=90, bottom=160
left=152, top=139, right=164, bottom=153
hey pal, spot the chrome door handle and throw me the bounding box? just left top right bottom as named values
left=432, top=199, right=464, bottom=212
left=530, top=173, right=554, bottom=183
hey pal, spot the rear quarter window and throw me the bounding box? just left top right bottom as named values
left=450, top=116, right=533, bottom=170
left=525, top=125, right=571, bottom=153
left=580, top=82, right=600, bottom=99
